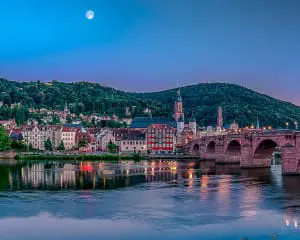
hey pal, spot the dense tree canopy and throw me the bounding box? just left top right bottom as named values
left=78, top=139, right=88, bottom=148
left=58, top=141, right=65, bottom=151
left=0, top=79, right=299, bottom=128
left=135, top=83, right=300, bottom=128
left=0, top=127, right=10, bottom=151
left=107, top=141, right=117, bottom=153
left=44, top=138, right=53, bottom=151
left=10, top=141, right=27, bottom=151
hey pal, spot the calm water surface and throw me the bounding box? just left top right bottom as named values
left=1, top=159, right=300, bottom=240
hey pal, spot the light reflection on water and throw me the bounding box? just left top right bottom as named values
left=0, top=159, right=300, bottom=239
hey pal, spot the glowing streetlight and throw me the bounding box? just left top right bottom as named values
left=285, top=122, right=289, bottom=129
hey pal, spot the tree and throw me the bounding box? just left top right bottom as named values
left=107, top=120, right=124, bottom=128
left=44, top=138, right=53, bottom=151
left=91, top=117, right=96, bottom=127
left=10, top=141, right=27, bottom=151
left=57, top=141, right=65, bottom=151
left=78, top=139, right=88, bottom=148
left=96, top=121, right=102, bottom=128
left=0, top=127, right=10, bottom=151
left=51, top=114, right=60, bottom=125
left=107, top=140, right=117, bottom=153
left=29, top=143, right=33, bottom=151
left=82, top=120, right=92, bottom=128
left=66, top=115, right=72, bottom=123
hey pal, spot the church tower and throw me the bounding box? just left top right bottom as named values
left=189, top=112, right=197, bottom=135
left=217, top=106, right=223, bottom=131
left=177, top=115, right=185, bottom=134
left=174, top=88, right=184, bottom=122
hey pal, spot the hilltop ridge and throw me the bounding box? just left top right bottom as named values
left=0, top=78, right=299, bottom=128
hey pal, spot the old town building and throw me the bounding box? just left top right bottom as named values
left=0, top=119, right=17, bottom=130
left=120, top=131, right=146, bottom=154
left=61, top=127, right=78, bottom=150
left=21, top=125, right=49, bottom=150
left=47, top=125, right=63, bottom=149
left=146, top=124, right=175, bottom=154
left=76, top=131, right=96, bottom=152
left=96, top=130, right=115, bottom=152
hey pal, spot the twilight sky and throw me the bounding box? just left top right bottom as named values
left=0, top=0, right=300, bottom=105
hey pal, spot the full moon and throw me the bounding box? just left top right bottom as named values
left=86, top=10, right=95, bottom=20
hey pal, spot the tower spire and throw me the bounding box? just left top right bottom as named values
left=256, top=116, right=260, bottom=129
left=174, top=84, right=184, bottom=122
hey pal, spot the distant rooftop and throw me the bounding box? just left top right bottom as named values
left=121, top=131, right=145, bottom=141
left=130, top=117, right=176, bottom=129
left=63, top=123, right=83, bottom=129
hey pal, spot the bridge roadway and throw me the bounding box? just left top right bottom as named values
left=183, top=130, right=300, bottom=175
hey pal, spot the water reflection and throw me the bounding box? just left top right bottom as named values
left=2, top=160, right=300, bottom=239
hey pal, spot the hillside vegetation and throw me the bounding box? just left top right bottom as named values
left=0, top=78, right=299, bottom=128
left=135, top=83, right=300, bottom=127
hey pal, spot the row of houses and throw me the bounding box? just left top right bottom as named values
left=5, top=120, right=177, bottom=154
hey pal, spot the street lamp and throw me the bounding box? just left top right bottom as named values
left=285, top=122, right=289, bottom=129
left=295, top=121, right=298, bottom=130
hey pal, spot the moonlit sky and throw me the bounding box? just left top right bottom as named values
left=0, top=0, right=300, bottom=105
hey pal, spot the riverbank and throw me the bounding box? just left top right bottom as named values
left=16, top=153, right=144, bottom=161
left=146, top=155, right=201, bottom=159
left=0, top=151, right=17, bottom=159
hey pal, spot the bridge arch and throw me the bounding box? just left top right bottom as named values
left=226, top=140, right=241, bottom=156
left=206, top=141, right=216, bottom=154
left=192, top=143, right=200, bottom=155
left=253, top=139, right=280, bottom=161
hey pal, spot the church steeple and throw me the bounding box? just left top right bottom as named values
left=174, top=88, right=184, bottom=122
left=176, top=88, right=182, bottom=102
left=189, top=111, right=196, bottom=123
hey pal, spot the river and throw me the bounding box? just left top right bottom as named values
left=0, top=159, right=300, bottom=239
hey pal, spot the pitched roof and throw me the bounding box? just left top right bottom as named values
left=63, top=123, right=83, bottom=129
left=148, top=124, right=174, bottom=129
left=10, top=131, right=23, bottom=141
left=47, top=125, right=62, bottom=131
left=130, top=117, right=176, bottom=129
left=121, top=131, right=145, bottom=141
left=62, top=127, right=79, bottom=132
left=189, top=112, right=196, bottom=122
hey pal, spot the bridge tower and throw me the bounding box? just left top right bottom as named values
left=189, top=112, right=197, bottom=136
left=217, top=106, right=223, bottom=131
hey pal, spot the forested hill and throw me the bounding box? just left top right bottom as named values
left=134, top=83, right=300, bottom=127
left=0, top=78, right=299, bottom=128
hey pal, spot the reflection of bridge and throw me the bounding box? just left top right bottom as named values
left=183, top=131, right=300, bottom=175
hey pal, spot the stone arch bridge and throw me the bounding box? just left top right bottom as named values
left=183, top=131, right=300, bottom=175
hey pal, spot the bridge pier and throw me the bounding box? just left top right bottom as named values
left=214, top=144, right=225, bottom=163
left=224, top=154, right=241, bottom=164
left=240, top=144, right=253, bottom=168
left=202, top=153, right=217, bottom=160
left=282, top=145, right=300, bottom=175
